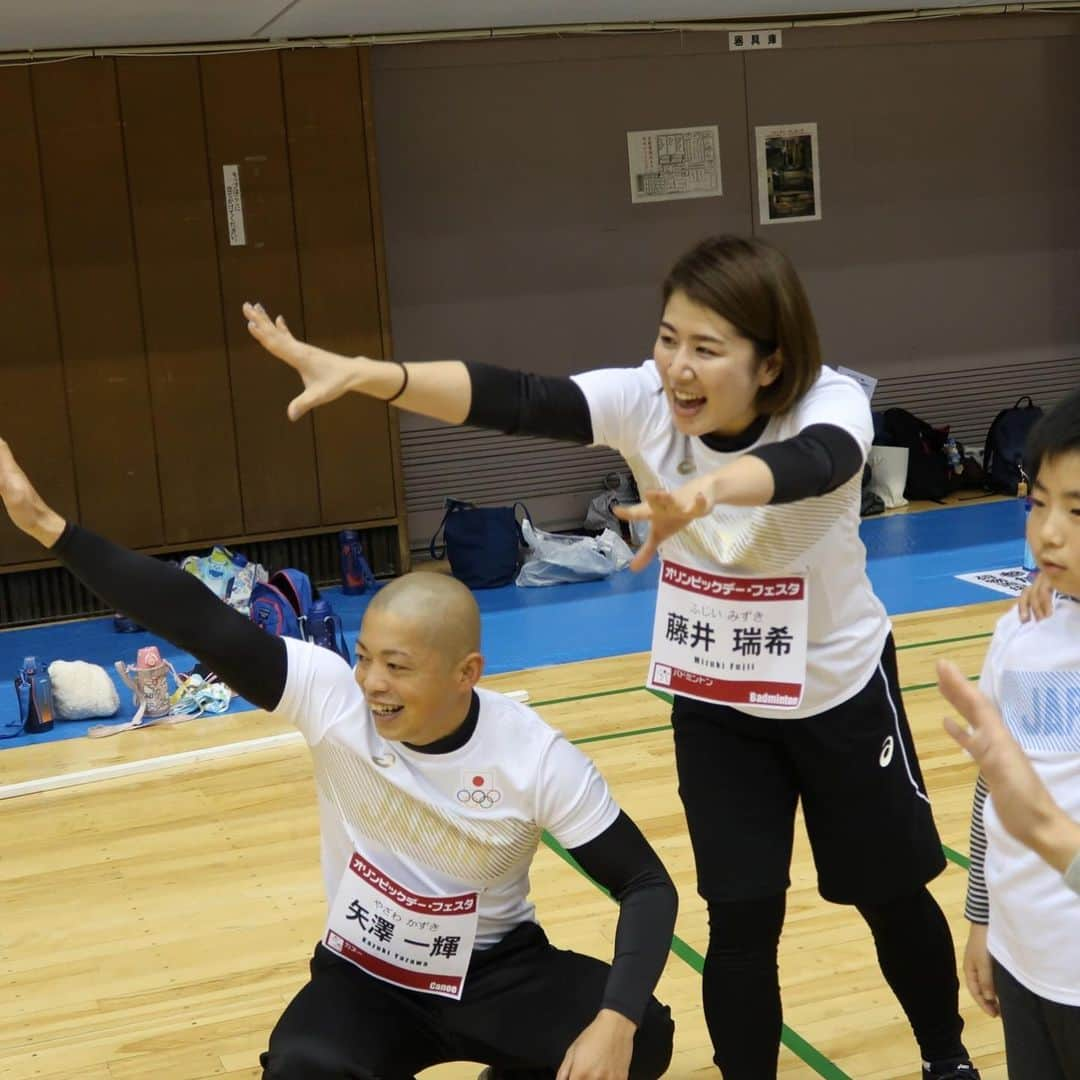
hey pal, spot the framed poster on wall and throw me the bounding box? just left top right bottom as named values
left=755, top=123, right=821, bottom=224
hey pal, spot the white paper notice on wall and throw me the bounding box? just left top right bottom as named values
left=223, top=165, right=247, bottom=246
left=627, top=126, right=722, bottom=204
left=836, top=366, right=878, bottom=401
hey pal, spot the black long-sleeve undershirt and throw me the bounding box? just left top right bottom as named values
left=48, top=522, right=676, bottom=1022
left=568, top=810, right=678, bottom=1023
left=465, top=361, right=863, bottom=502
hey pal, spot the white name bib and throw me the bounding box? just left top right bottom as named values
left=648, top=558, right=808, bottom=709
left=325, top=851, right=479, bottom=1000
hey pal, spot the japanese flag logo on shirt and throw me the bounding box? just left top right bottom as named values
left=457, top=770, right=502, bottom=809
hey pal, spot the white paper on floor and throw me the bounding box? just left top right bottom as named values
left=955, top=567, right=1031, bottom=597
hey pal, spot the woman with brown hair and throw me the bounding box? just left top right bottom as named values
left=246, top=235, right=978, bottom=1080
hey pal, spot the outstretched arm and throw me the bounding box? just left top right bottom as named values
left=0, top=438, right=286, bottom=711
left=614, top=424, right=864, bottom=571
left=244, top=303, right=597, bottom=444
left=246, top=305, right=867, bottom=575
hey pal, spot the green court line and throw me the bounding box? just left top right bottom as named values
left=573, top=724, right=673, bottom=746
left=532, top=685, right=649, bottom=709
left=896, top=631, right=993, bottom=651
left=901, top=673, right=980, bottom=694
left=527, top=627, right=992, bottom=712
left=665, top=935, right=852, bottom=1079
left=540, top=831, right=851, bottom=1079
left=943, top=845, right=971, bottom=871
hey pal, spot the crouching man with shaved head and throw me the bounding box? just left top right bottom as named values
left=0, top=438, right=675, bottom=1080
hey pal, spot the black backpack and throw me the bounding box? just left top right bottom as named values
left=878, top=408, right=949, bottom=501
left=983, top=396, right=1043, bottom=494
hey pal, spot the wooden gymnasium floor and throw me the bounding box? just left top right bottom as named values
left=1, top=592, right=1012, bottom=1080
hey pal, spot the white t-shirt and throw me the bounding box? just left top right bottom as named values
left=274, top=638, right=620, bottom=948
left=980, top=596, right=1080, bottom=1005
left=572, top=361, right=889, bottom=718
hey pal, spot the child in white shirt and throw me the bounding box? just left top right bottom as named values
left=963, top=387, right=1080, bottom=1080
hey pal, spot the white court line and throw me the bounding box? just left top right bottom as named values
left=0, top=690, right=530, bottom=801
left=0, top=731, right=305, bottom=801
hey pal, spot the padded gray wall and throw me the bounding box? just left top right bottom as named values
left=371, top=16, right=1080, bottom=545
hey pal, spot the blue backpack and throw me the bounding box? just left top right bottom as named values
left=249, top=570, right=349, bottom=660
left=249, top=569, right=314, bottom=640
left=983, top=396, right=1043, bottom=494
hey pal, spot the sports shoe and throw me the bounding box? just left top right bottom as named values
left=923, top=1058, right=980, bottom=1080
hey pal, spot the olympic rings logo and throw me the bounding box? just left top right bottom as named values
left=460, top=768, right=501, bottom=812
left=457, top=774, right=502, bottom=809
left=457, top=787, right=502, bottom=809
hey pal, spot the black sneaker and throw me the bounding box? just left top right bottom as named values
left=923, top=1059, right=981, bottom=1080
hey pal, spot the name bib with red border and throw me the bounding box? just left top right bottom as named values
left=325, top=851, right=480, bottom=1000
left=648, top=558, right=808, bottom=709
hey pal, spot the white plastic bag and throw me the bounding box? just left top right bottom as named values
left=516, top=520, right=633, bottom=587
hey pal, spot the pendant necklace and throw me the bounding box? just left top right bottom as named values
left=677, top=435, right=695, bottom=475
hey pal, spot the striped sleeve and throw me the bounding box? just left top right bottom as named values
left=964, top=774, right=990, bottom=924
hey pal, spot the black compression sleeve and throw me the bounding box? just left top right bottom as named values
left=51, top=523, right=287, bottom=711
left=464, top=361, right=594, bottom=443
left=748, top=423, right=864, bottom=503
left=566, top=811, right=678, bottom=1024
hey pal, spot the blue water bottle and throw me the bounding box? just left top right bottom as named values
left=308, top=598, right=349, bottom=660
left=15, top=656, right=54, bottom=734
left=339, top=530, right=377, bottom=595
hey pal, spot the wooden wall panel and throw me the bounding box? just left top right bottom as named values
left=200, top=51, right=321, bottom=535
left=32, top=59, right=163, bottom=548
left=281, top=47, right=397, bottom=525
left=2, top=48, right=405, bottom=574
left=116, top=57, right=244, bottom=545
left=0, top=68, right=79, bottom=565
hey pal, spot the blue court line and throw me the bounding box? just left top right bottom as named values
left=0, top=500, right=1022, bottom=749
